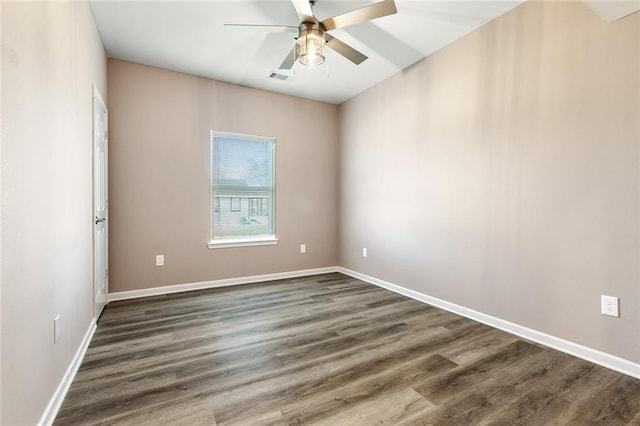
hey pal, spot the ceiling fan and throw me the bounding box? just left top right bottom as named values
left=225, top=0, right=397, bottom=71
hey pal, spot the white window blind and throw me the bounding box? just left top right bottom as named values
left=210, top=131, right=276, bottom=246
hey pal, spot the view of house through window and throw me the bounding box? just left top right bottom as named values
left=211, top=131, right=275, bottom=243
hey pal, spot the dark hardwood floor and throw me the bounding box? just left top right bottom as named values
left=55, top=273, right=640, bottom=425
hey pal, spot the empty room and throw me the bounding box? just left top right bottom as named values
left=1, top=0, right=639, bottom=424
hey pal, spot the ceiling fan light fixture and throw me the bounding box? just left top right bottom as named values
left=297, top=23, right=325, bottom=67
left=226, top=0, right=397, bottom=72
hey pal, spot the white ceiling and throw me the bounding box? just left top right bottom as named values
left=90, top=0, right=530, bottom=104
left=582, top=0, right=640, bottom=22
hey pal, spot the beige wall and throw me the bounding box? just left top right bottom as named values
left=339, top=1, right=640, bottom=363
left=107, top=60, right=339, bottom=293
left=1, top=1, right=107, bottom=424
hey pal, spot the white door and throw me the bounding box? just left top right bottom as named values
left=93, top=87, right=108, bottom=319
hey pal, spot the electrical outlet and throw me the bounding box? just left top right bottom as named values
left=601, top=295, right=619, bottom=317
left=362, top=247, right=368, bottom=258
left=300, top=244, right=306, bottom=254
left=155, top=255, right=165, bottom=266
left=53, top=315, right=61, bottom=344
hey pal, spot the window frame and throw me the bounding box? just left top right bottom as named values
left=208, top=131, right=277, bottom=249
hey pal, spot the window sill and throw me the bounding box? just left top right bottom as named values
left=207, top=237, right=279, bottom=249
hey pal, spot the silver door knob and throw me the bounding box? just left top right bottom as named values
left=95, top=217, right=106, bottom=224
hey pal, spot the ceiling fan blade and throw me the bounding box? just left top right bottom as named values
left=325, top=34, right=367, bottom=65
left=321, top=0, right=397, bottom=31
left=278, top=46, right=297, bottom=70
left=291, top=0, right=315, bottom=22
left=224, top=24, right=298, bottom=33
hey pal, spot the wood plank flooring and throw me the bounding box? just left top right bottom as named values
left=55, top=273, right=640, bottom=425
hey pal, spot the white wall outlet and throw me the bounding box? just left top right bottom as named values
left=155, top=255, right=165, bottom=267
left=362, top=247, right=368, bottom=258
left=601, top=295, right=619, bottom=317
left=300, top=244, right=306, bottom=254
left=53, top=315, right=61, bottom=344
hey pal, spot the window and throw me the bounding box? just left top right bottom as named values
left=230, top=197, right=241, bottom=212
left=209, top=131, right=276, bottom=248
left=249, top=197, right=268, bottom=217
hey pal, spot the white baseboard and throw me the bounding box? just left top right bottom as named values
left=338, top=267, right=640, bottom=380
left=108, top=266, right=340, bottom=302
left=38, top=320, right=97, bottom=426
